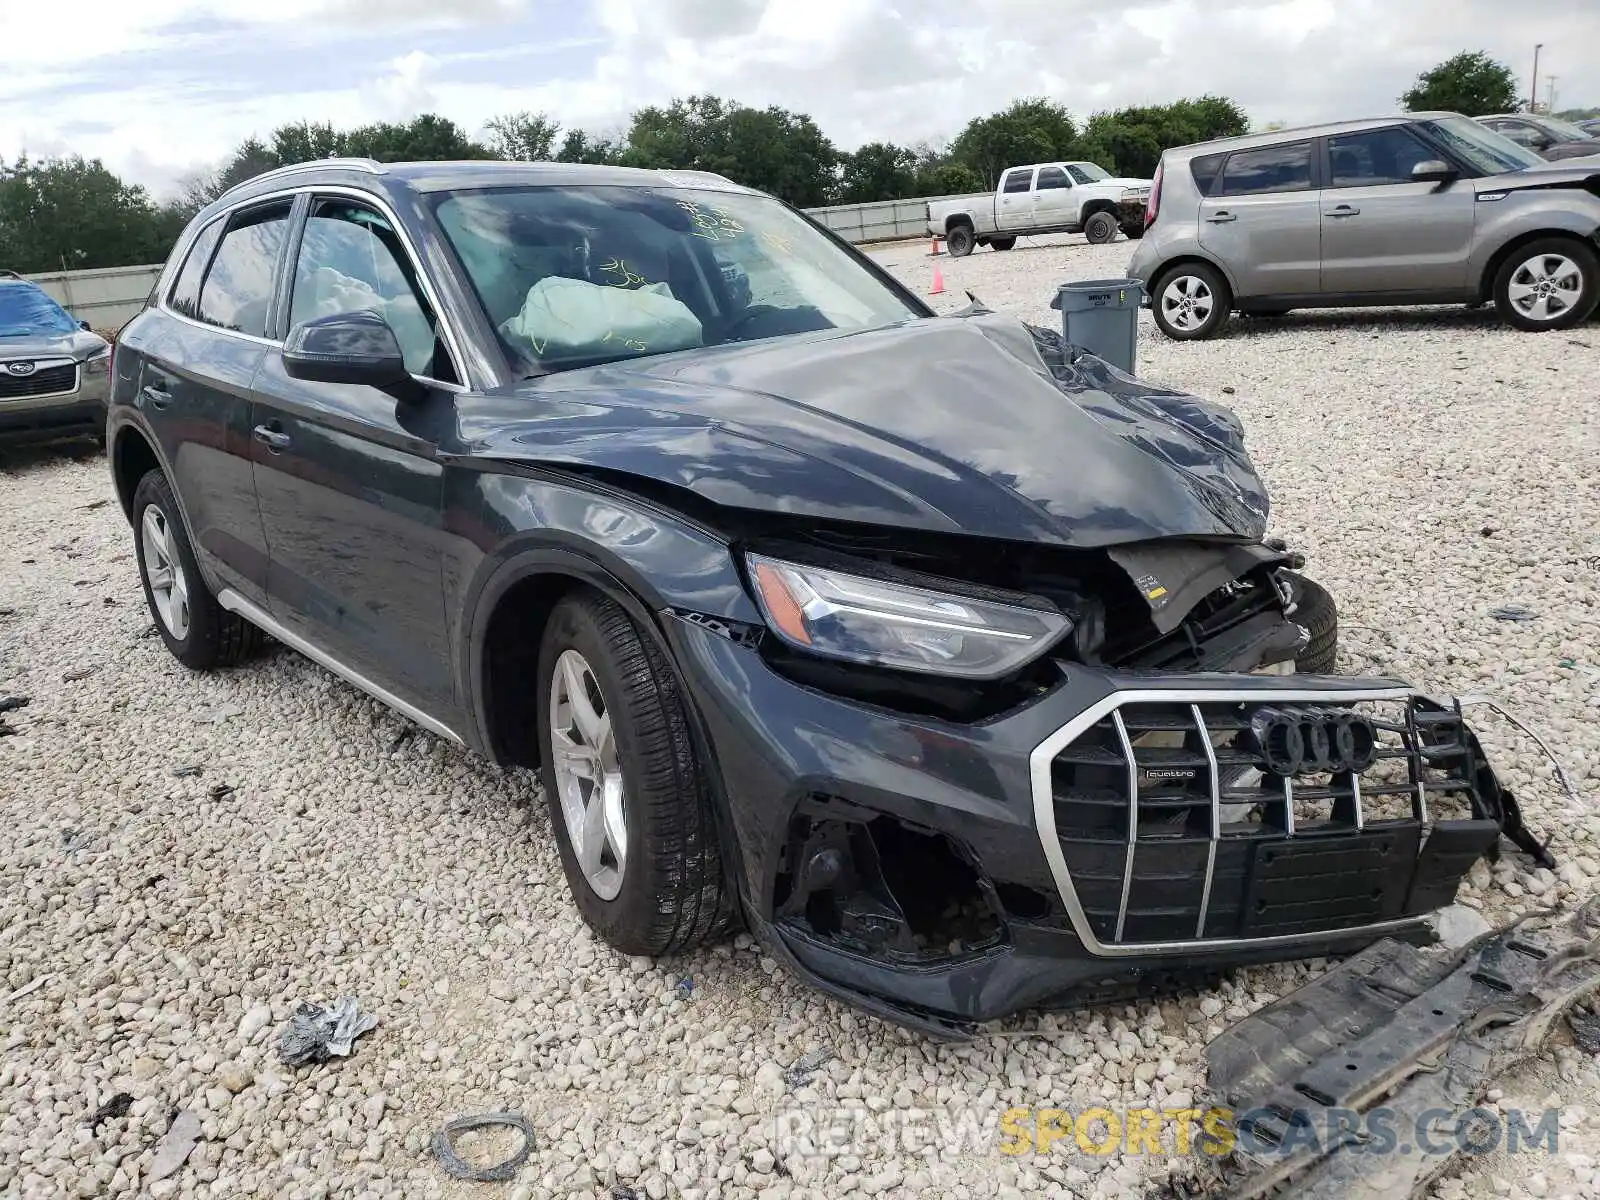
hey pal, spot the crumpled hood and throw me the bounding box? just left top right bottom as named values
left=0, top=330, right=105, bottom=360
left=1483, top=159, right=1600, bottom=190
left=458, top=312, right=1269, bottom=549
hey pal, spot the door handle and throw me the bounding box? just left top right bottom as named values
left=1206, top=211, right=1236, bottom=223
left=1324, top=205, right=1361, bottom=217
left=140, top=385, right=172, bottom=410
left=253, top=424, right=291, bottom=452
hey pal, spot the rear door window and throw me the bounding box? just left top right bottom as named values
left=1217, top=143, right=1313, bottom=196
left=168, top=219, right=224, bottom=321
left=1001, top=168, right=1035, bottom=193
left=196, top=203, right=292, bottom=338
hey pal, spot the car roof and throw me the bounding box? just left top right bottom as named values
left=1162, top=113, right=1457, bottom=159
left=208, top=158, right=761, bottom=217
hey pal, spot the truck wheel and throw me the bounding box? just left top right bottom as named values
left=1120, top=224, right=1144, bottom=241
left=1492, top=237, right=1600, bottom=331
left=990, top=237, right=1016, bottom=251
left=945, top=225, right=975, bottom=257
left=1084, top=211, right=1119, bottom=244
left=1151, top=263, right=1231, bottom=340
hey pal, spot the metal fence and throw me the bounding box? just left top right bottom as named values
left=26, top=194, right=953, bottom=332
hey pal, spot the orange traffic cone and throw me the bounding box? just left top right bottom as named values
left=929, top=236, right=944, bottom=257
left=930, top=264, right=945, bottom=296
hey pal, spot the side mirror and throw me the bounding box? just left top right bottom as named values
left=78, top=319, right=92, bottom=331
left=283, top=310, right=415, bottom=395
left=1411, top=160, right=1457, bottom=184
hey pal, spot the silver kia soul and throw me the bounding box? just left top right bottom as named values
left=1127, top=112, right=1600, bottom=339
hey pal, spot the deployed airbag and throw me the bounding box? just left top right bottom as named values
left=500, top=276, right=703, bottom=361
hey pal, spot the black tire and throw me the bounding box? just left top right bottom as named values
left=1151, top=262, right=1232, bottom=340
left=1120, top=224, right=1144, bottom=241
left=1285, top=573, right=1338, bottom=676
left=1492, top=237, right=1600, bottom=331
left=945, top=224, right=975, bottom=258
left=132, top=468, right=261, bottom=670
left=990, top=237, right=1016, bottom=251
left=536, top=590, right=731, bottom=957
left=1083, top=210, right=1119, bottom=245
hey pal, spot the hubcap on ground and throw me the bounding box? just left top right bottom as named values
left=1161, top=275, right=1214, bottom=331
left=1507, top=254, right=1582, bottom=322
left=140, top=504, right=190, bottom=639
left=549, top=648, right=628, bottom=900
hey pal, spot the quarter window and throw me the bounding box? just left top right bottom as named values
left=1035, top=166, right=1070, bottom=190
left=1189, top=153, right=1226, bottom=195
left=1217, top=143, right=1313, bottom=196
left=196, top=204, right=291, bottom=338
left=288, top=199, right=456, bottom=382
left=1327, top=127, right=1436, bottom=187
left=1001, top=169, right=1034, bottom=194
left=168, top=219, right=223, bottom=321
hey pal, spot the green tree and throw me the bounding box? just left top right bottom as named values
left=0, top=155, right=172, bottom=272
left=341, top=114, right=493, bottom=162
left=836, top=142, right=918, bottom=204
left=1078, top=96, right=1250, bottom=177
left=621, top=95, right=837, bottom=206
left=555, top=129, right=625, bottom=165
left=485, top=111, right=561, bottom=161
left=1401, top=51, right=1518, bottom=116
left=949, top=99, right=1079, bottom=188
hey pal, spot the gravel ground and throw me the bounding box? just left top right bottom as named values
left=2, top=231, right=1599, bottom=1200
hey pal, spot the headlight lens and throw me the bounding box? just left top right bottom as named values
left=82, top=346, right=111, bottom=377
left=745, top=553, right=1070, bottom=679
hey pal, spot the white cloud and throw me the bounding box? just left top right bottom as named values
left=1, top=0, right=1597, bottom=196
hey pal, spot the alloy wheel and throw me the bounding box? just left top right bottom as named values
left=1161, top=275, right=1214, bottom=332
left=548, top=648, right=628, bottom=900
left=1506, top=253, right=1583, bottom=323
left=140, top=504, right=191, bottom=640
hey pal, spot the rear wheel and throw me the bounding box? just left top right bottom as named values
left=1492, top=237, right=1599, bottom=331
left=990, top=237, right=1016, bottom=251
left=1285, top=573, right=1338, bottom=675
left=536, top=590, right=731, bottom=956
left=1083, top=210, right=1119, bottom=245
left=132, top=469, right=261, bottom=670
left=945, top=225, right=975, bottom=258
left=1151, top=263, right=1231, bottom=340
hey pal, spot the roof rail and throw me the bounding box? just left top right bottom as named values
left=217, top=157, right=386, bottom=201
left=0, top=268, right=22, bottom=279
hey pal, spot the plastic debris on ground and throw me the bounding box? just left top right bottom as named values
left=0, top=695, right=29, bottom=713
left=147, top=1110, right=202, bottom=1182
left=88, top=1093, right=132, bottom=1130
left=431, top=1111, right=536, bottom=1181
left=276, top=997, right=379, bottom=1066
left=783, top=1046, right=835, bottom=1089
left=1488, top=604, right=1538, bottom=621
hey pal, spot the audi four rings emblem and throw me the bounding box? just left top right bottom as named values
left=5, top=361, right=37, bottom=376
left=1247, top=705, right=1378, bottom=777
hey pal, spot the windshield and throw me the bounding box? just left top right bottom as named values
left=1068, top=162, right=1111, bottom=183
left=431, top=185, right=923, bottom=373
left=0, top=283, right=78, bottom=337
left=1537, top=115, right=1595, bottom=141
left=1420, top=116, right=1545, bottom=174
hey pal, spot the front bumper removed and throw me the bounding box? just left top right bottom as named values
left=665, top=617, right=1552, bottom=1037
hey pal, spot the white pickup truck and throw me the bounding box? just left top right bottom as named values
left=926, top=161, right=1153, bottom=256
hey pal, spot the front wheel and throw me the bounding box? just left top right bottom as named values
left=945, top=225, right=975, bottom=257
left=1151, top=263, right=1231, bottom=340
left=1284, top=573, right=1338, bottom=675
left=989, top=237, right=1016, bottom=251
left=1083, top=211, right=1119, bottom=244
left=536, top=591, right=731, bottom=956
left=1492, top=238, right=1600, bottom=331
left=132, top=469, right=260, bottom=670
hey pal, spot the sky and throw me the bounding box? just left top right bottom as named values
left=1, top=0, right=1597, bottom=198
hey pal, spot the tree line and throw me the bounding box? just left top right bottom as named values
left=0, top=93, right=1248, bottom=275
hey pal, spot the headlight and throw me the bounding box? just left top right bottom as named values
left=82, top=346, right=111, bottom=377
left=745, top=553, right=1070, bottom=679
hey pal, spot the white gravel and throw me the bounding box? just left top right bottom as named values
left=2, top=231, right=1599, bottom=1200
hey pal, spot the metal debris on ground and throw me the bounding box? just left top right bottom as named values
left=783, top=1046, right=835, bottom=1088
left=1488, top=604, right=1538, bottom=621
left=276, top=997, right=379, bottom=1066
left=147, top=1110, right=202, bottom=1182
left=171, top=764, right=204, bottom=778
left=0, top=695, right=29, bottom=713
left=209, top=783, right=236, bottom=801
left=88, top=1092, right=133, bottom=1130
left=430, top=1111, right=536, bottom=1181
left=80, top=498, right=110, bottom=510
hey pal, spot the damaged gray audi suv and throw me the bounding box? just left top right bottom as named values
left=106, top=159, right=1544, bottom=1036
